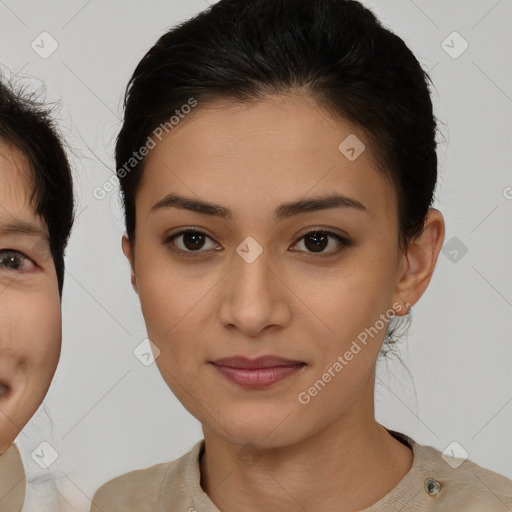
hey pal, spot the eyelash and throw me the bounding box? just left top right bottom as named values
left=164, top=229, right=352, bottom=259
left=0, top=249, right=35, bottom=273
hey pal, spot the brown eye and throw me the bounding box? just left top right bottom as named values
left=180, top=232, right=207, bottom=251
left=304, top=231, right=329, bottom=252
left=291, top=230, right=351, bottom=256
left=166, top=230, right=219, bottom=256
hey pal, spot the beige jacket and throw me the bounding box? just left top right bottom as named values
left=0, top=444, right=25, bottom=512
left=91, top=431, right=512, bottom=511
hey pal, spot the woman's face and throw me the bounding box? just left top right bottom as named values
left=124, top=94, right=417, bottom=448
left=0, top=140, right=61, bottom=453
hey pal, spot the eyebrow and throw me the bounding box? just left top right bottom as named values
left=151, top=192, right=368, bottom=220
left=0, top=219, right=47, bottom=238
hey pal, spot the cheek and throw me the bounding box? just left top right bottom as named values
left=135, top=243, right=213, bottom=339
left=137, top=271, right=208, bottom=413
left=138, top=278, right=208, bottom=375
left=137, top=267, right=196, bottom=342
left=18, top=291, right=62, bottom=377
left=0, top=288, right=61, bottom=450
left=295, top=246, right=397, bottom=334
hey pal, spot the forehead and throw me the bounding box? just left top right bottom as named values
left=0, top=138, right=43, bottom=228
left=0, top=137, right=33, bottom=186
left=139, top=94, right=397, bottom=219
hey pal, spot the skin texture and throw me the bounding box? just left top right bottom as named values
left=0, top=139, right=61, bottom=454
left=122, top=94, right=445, bottom=511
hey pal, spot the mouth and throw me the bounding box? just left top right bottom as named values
left=210, top=356, right=306, bottom=388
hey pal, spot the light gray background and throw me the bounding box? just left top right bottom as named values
left=1, top=0, right=511, bottom=510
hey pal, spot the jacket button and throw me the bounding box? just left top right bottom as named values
left=424, top=477, right=442, bottom=496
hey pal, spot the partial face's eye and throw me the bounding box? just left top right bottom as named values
left=0, top=249, right=36, bottom=272
left=291, top=230, right=351, bottom=256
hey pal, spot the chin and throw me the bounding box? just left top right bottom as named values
left=229, top=428, right=309, bottom=452
left=208, top=406, right=308, bottom=450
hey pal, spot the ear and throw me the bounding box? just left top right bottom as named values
left=122, top=234, right=138, bottom=294
left=393, top=209, right=445, bottom=316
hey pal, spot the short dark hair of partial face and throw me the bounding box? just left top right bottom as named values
left=0, top=76, right=74, bottom=296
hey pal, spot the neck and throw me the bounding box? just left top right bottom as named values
left=200, top=388, right=413, bottom=512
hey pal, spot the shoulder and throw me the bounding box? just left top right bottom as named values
left=413, top=442, right=512, bottom=511
left=0, top=443, right=26, bottom=512
left=90, top=460, right=172, bottom=512
left=90, top=442, right=200, bottom=512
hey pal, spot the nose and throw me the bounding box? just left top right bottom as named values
left=218, top=244, right=291, bottom=338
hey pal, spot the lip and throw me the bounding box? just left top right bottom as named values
left=210, top=356, right=306, bottom=388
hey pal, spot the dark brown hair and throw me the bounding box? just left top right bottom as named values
left=116, top=0, right=438, bottom=254
left=0, top=77, right=74, bottom=295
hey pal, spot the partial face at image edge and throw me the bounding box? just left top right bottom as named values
left=0, top=139, right=62, bottom=453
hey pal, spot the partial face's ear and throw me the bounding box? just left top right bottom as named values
left=121, top=234, right=138, bottom=293
left=392, top=209, right=445, bottom=315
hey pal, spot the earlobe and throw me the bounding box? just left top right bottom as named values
left=393, top=209, right=445, bottom=315
left=121, top=235, right=138, bottom=294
